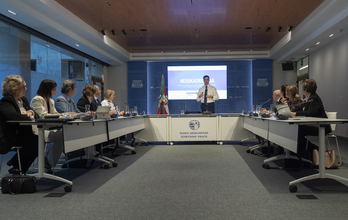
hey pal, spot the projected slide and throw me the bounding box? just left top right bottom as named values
left=167, top=66, right=227, bottom=100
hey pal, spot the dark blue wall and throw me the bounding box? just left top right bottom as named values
left=128, top=60, right=272, bottom=114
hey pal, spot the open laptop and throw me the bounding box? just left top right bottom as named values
left=96, top=106, right=111, bottom=119
left=275, top=104, right=293, bottom=119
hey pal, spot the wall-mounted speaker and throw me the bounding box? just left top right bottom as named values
left=282, top=62, right=294, bottom=71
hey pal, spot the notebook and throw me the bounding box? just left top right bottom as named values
left=96, top=106, right=111, bottom=119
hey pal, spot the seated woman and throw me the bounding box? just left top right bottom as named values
left=30, top=79, right=63, bottom=173
left=285, top=85, right=303, bottom=112
left=292, top=79, right=331, bottom=160
left=77, top=84, right=96, bottom=112
left=101, top=89, right=124, bottom=115
left=0, top=75, right=38, bottom=174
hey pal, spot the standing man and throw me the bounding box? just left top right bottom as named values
left=91, top=85, right=102, bottom=111
left=197, top=75, right=219, bottom=113
left=55, top=80, right=81, bottom=114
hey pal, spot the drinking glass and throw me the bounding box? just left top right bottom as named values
left=125, top=105, right=130, bottom=114
left=85, top=104, right=90, bottom=114
left=65, top=106, right=72, bottom=118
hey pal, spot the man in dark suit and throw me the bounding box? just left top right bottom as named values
left=273, top=89, right=283, bottom=105
left=292, top=79, right=331, bottom=160
left=91, top=85, right=101, bottom=112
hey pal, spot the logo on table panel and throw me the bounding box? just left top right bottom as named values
left=189, top=120, right=200, bottom=130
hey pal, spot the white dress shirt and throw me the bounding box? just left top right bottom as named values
left=196, top=84, right=219, bottom=103
left=101, top=99, right=115, bottom=110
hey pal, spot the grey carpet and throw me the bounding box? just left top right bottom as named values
left=1, top=144, right=348, bottom=219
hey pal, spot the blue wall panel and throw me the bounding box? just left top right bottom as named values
left=128, top=60, right=272, bottom=114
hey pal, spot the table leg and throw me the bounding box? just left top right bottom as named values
left=29, top=126, right=73, bottom=188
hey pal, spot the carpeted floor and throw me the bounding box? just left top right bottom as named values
left=1, top=143, right=348, bottom=219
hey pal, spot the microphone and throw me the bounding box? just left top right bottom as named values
left=253, top=98, right=272, bottom=116
left=259, top=98, right=271, bottom=107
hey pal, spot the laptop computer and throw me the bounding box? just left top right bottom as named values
left=275, top=104, right=293, bottom=119
left=96, top=106, right=111, bottom=119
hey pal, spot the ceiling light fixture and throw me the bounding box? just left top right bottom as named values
left=299, top=65, right=308, bottom=71
left=278, top=27, right=282, bottom=32
left=101, top=30, right=105, bottom=35
left=106, top=1, right=111, bottom=6
left=316, top=42, right=320, bottom=45
left=266, top=27, right=271, bottom=32
left=8, top=10, right=16, bottom=15
left=111, top=30, right=115, bottom=35
left=76, top=44, right=80, bottom=47
left=306, top=48, right=309, bottom=51
left=329, top=34, right=334, bottom=37
left=122, top=30, right=127, bottom=35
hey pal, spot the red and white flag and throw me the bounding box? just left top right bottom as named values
left=157, top=74, right=169, bottom=114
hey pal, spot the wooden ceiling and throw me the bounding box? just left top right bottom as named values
left=56, top=0, right=324, bottom=53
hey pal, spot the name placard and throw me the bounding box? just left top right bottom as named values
left=171, top=118, right=217, bottom=141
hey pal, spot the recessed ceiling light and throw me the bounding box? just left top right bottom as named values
left=46, top=44, right=50, bottom=47
left=306, top=48, right=309, bottom=51
left=76, top=44, right=80, bottom=47
left=250, top=50, right=253, bottom=51
left=161, top=51, right=163, bottom=53
left=316, top=42, right=320, bottom=45
left=183, top=50, right=186, bottom=53
left=329, top=34, right=334, bottom=37
left=228, top=50, right=230, bottom=52
left=205, top=50, right=208, bottom=52
left=8, top=10, right=16, bottom=15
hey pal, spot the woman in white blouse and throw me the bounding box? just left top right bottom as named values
left=30, top=79, right=63, bottom=173
left=101, top=89, right=124, bottom=115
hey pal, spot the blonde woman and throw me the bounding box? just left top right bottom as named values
left=0, top=75, right=38, bottom=174
left=285, top=85, right=303, bottom=112
left=101, top=89, right=124, bottom=115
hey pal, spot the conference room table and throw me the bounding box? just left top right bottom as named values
left=242, top=114, right=348, bottom=192
left=9, top=115, right=145, bottom=192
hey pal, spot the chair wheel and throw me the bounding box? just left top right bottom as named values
left=145, top=143, right=148, bottom=146
left=250, top=150, right=255, bottom=155
left=64, top=185, right=72, bottom=192
left=289, top=185, right=297, bottom=193
left=102, top=163, right=110, bottom=169
left=239, top=142, right=243, bottom=145
left=262, top=163, right=270, bottom=169
left=112, top=162, right=118, bottom=167
left=131, top=150, right=136, bottom=155
left=246, top=149, right=251, bottom=153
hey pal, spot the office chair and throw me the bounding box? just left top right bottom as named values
left=306, top=112, right=342, bottom=166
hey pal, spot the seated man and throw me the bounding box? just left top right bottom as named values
left=56, top=80, right=81, bottom=115
left=292, top=79, right=331, bottom=160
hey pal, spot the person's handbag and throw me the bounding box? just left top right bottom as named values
left=313, top=149, right=339, bottom=169
left=1, top=175, right=36, bottom=194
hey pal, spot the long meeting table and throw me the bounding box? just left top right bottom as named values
left=10, top=115, right=145, bottom=192
left=242, top=115, right=348, bottom=192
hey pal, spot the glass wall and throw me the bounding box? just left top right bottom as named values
left=0, top=19, right=103, bottom=105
